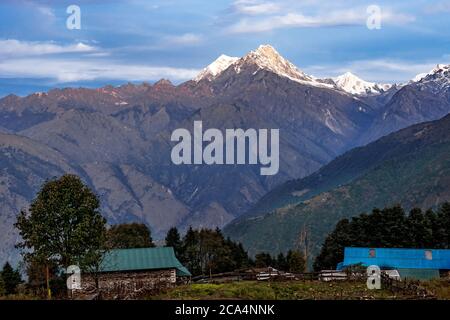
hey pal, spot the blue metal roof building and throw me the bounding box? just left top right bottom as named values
left=342, top=247, right=450, bottom=270
left=339, top=247, right=450, bottom=280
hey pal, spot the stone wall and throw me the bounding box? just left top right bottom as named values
left=75, top=269, right=177, bottom=299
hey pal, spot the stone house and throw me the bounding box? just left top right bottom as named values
left=76, top=247, right=191, bottom=299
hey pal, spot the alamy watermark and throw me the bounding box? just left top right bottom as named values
left=66, top=5, right=81, bottom=30
left=66, top=265, right=82, bottom=290
left=64, top=4, right=382, bottom=31
left=171, top=121, right=279, bottom=176
left=367, top=5, right=382, bottom=30
left=366, top=265, right=381, bottom=289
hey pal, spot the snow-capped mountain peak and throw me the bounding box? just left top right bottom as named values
left=333, top=72, right=392, bottom=96
left=237, top=44, right=314, bottom=83
left=229, top=44, right=336, bottom=89
left=410, top=64, right=450, bottom=94
left=194, top=54, right=239, bottom=81
left=193, top=44, right=335, bottom=89
left=411, top=64, right=450, bottom=83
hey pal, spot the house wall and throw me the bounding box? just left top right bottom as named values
left=75, top=269, right=176, bottom=299
left=343, top=248, right=450, bottom=269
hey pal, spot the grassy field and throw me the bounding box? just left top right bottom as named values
left=0, top=279, right=448, bottom=300
left=422, top=279, right=450, bottom=299
left=153, top=279, right=450, bottom=300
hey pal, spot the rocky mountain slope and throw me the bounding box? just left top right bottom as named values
left=361, top=64, right=450, bottom=144
left=224, top=114, right=450, bottom=258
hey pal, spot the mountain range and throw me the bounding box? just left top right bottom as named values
left=1, top=44, right=450, bottom=265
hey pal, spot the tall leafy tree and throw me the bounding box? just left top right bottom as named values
left=107, top=223, right=154, bottom=249
left=15, top=174, right=107, bottom=296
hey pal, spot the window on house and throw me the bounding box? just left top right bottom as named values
left=425, top=250, right=433, bottom=260
left=369, top=249, right=376, bottom=258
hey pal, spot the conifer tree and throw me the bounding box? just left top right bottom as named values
left=1, top=262, right=22, bottom=295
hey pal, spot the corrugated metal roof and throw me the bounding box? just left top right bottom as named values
left=99, top=247, right=191, bottom=276
left=342, top=247, right=450, bottom=270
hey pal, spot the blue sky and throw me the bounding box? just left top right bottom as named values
left=1, top=0, right=450, bottom=96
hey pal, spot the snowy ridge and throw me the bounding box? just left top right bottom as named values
left=194, top=45, right=334, bottom=89
left=192, top=44, right=449, bottom=95
left=333, top=72, right=392, bottom=96
left=411, top=64, right=450, bottom=83
left=194, top=54, right=239, bottom=81
left=412, top=64, right=450, bottom=94
left=237, top=45, right=313, bottom=82
left=235, top=45, right=335, bottom=89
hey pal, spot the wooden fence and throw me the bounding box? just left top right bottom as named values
left=192, top=270, right=354, bottom=283
left=380, top=272, right=435, bottom=299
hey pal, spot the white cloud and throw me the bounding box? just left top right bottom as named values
left=226, top=6, right=415, bottom=34
left=165, top=33, right=203, bottom=45
left=0, top=40, right=97, bottom=57
left=0, top=39, right=200, bottom=83
left=233, top=0, right=281, bottom=15
left=37, top=6, right=55, bottom=18
left=0, top=58, right=200, bottom=83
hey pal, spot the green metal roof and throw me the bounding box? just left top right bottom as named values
left=99, top=247, right=191, bottom=277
